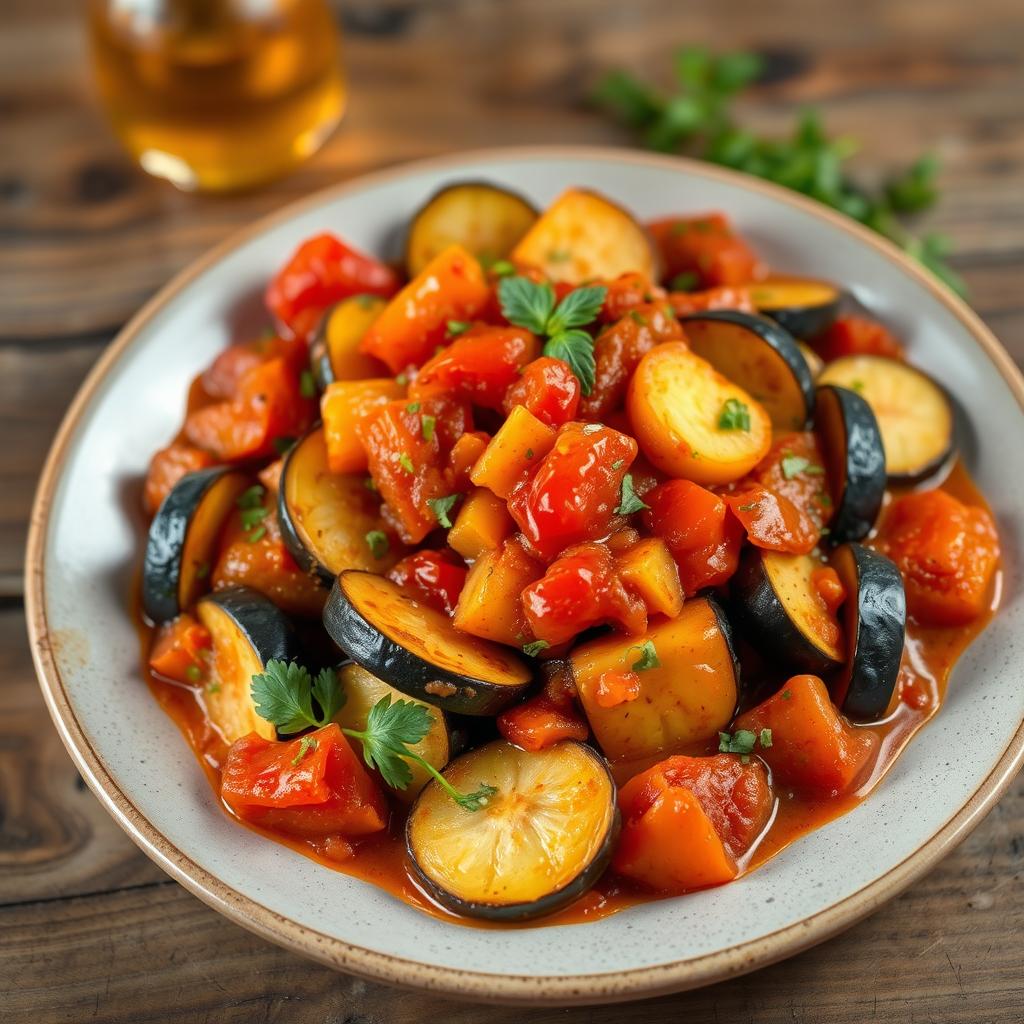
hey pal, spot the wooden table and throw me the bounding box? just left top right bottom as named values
left=2, top=1, right=1022, bottom=1019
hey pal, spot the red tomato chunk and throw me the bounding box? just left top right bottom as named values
left=648, top=212, right=759, bottom=288
left=388, top=549, right=467, bottom=616
left=148, top=613, right=211, bottom=685
left=143, top=444, right=215, bottom=517
left=816, top=314, right=903, bottom=361
left=502, top=356, right=581, bottom=427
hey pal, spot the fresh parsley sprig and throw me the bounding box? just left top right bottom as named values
left=498, top=276, right=607, bottom=395
left=251, top=661, right=495, bottom=812
left=594, top=47, right=966, bottom=296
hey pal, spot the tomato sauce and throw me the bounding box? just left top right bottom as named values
left=134, top=457, right=1000, bottom=929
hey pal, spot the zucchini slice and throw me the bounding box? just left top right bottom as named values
left=310, top=295, right=388, bottom=388
left=324, top=571, right=533, bottom=715
left=817, top=355, right=954, bottom=481
left=334, top=663, right=450, bottom=801
left=278, top=426, right=400, bottom=582
left=798, top=341, right=825, bottom=380
left=683, top=310, right=815, bottom=431
left=510, top=187, right=659, bottom=285
left=196, top=586, right=296, bottom=744
left=143, top=466, right=249, bottom=623
left=571, top=597, right=739, bottom=762
left=406, top=739, right=618, bottom=921
left=814, top=384, right=887, bottom=542
left=405, top=182, right=538, bottom=278
left=732, top=547, right=845, bottom=675
left=829, top=543, right=906, bottom=720
left=749, top=277, right=842, bottom=339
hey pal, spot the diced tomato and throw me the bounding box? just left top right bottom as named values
left=502, top=356, right=581, bottom=427
left=211, top=498, right=326, bottom=617
left=258, top=457, right=285, bottom=495
left=497, top=695, right=589, bottom=752
left=816, top=314, right=904, bottom=360
left=506, top=422, right=637, bottom=561
left=410, top=326, right=539, bottom=409
left=642, top=479, right=744, bottom=594
left=668, top=285, right=757, bottom=317
left=387, top=549, right=467, bottom=616
left=594, top=670, right=641, bottom=708
left=597, top=272, right=666, bottom=323
left=358, top=396, right=472, bottom=544
left=876, top=489, right=1000, bottom=626
left=359, top=245, right=491, bottom=373
left=734, top=675, right=877, bottom=797
left=184, top=357, right=315, bottom=462
left=221, top=724, right=388, bottom=838
left=649, top=213, right=760, bottom=288
left=581, top=302, right=685, bottom=419
left=723, top=486, right=820, bottom=554
left=201, top=335, right=308, bottom=400
left=812, top=566, right=846, bottom=615
left=265, top=233, right=400, bottom=339
left=750, top=432, right=833, bottom=529
left=148, top=613, right=211, bottom=685
left=522, top=542, right=647, bottom=644
left=143, top=444, right=215, bottom=517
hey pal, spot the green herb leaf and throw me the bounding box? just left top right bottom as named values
left=236, top=485, right=265, bottom=510
left=669, top=271, right=700, bottom=292
left=427, top=494, right=460, bottom=529
left=488, top=259, right=516, bottom=277
left=718, top=729, right=757, bottom=756
left=355, top=294, right=378, bottom=310
left=717, top=397, right=751, bottom=431
left=759, top=728, right=773, bottom=749
left=522, top=640, right=550, bottom=657
left=406, top=401, right=421, bottom=414
left=544, top=329, right=596, bottom=396
left=246, top=525, right=267, bottom=544
left=421, top=414, right=436, bottom=442
left=630, top=639, right=660, bottom=671
left=737, top=501, right=758, bottom=513
left=251, top=659, right=319, bottom=734
left=615, top=473, right=649, bottom=515
left=446, top=320, right=471, bottom=337
left=291, top=735, right=319, bottom=766
left=365, top=530, right=389, bottom=559
left=546, top=285, right=608, bottom=335
left=398, top=452, right=415, bottom=474
left=780, top=454, right=825, bottom=480
left=185, top=664, right=201, bottom=683
left=498, top=276, right=556, bottom=334
left=299, top=370, right=316, bottom=399
left=312, top=666, right=345, bottom=723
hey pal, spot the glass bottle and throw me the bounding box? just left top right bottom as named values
left=88, top=0, right=347, bottom=192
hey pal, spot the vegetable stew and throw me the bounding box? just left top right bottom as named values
left=137, top=182, right=1002, bottom=926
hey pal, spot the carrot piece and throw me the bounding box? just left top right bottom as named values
left=321, top=378, right=405, bottom=474
left=469, top=405, right=556, bottom=499
left=734, top=675, right=877, bottom=796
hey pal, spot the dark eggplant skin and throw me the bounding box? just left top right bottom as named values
left=814, top=384, right=887, bottom=543
left=405, top=741, right=619, bottom=922
left=309, top=308, right=337, bottom=392
left=323, top=572, right=533, bottom=716
left=829, top=544, right=906, bottom=720
left=200, top=585, right=297, bottom=666
left=277, top=425, right=331, bottom=586
left=142, top=466, right=241, bottom=624
left=730, top=547, right=844, bottom=676
left=708, top=594, right=743, bottom=701
left=682, top=310, right=816, bottom=430
left=756, top=284, right=841, bottom=340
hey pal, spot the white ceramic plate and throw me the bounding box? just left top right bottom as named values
left=27, top=147, right=1024, bottom=1006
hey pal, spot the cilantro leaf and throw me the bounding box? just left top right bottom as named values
left=365, top=530, right=389, bottom=559
left=718, top=729, right=757, bottom=756
left=630, top=639, right=660, bottom=671
left=291, top=735, right=319, bottom=766
left=522, top=640, right=550, bottom=657
left=615, top=473, right=649, bottom=515
left=717, top=397, right=751, bottom=431
left=780, top=454, right=824, bottom=480
left=498, top=276, right=556, bottom=334
left=427, top=494, right=460, bottom=529
left=544, top=329, right=596, bottom=396
left=251, top=660, right=319, bottom=734
left=546, top=285, right=608, bottom=334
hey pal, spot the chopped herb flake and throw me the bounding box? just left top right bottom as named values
left=522, top=640, right=550, bottom=657
left=427, top=494, right=460, bottom=529
left=629, top=639, right=660, bottom=671
left=718, top=397, right=751, bottom=431
left=365, top=530, right=389, bottom=559
left=615, top=473, right=649, bottom=516
left=291, top=735, right=319, bottom=766
left=299, top=370, right=316, bottom=399
left=421, top=414, right=436, bottom=442
left=398, top=452, right=415, bottom=473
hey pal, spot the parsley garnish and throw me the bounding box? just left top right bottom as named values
left=525, top=447, right=534, bottom=459
left=365, top=530, right=389, bottom=559
left=185, top=664, right=201, bottom=683
left=427, top=494, right=460, bottom=529
left=299, top=370, right=316, bottom=399
left=615, top=473, right=648, bottom=515
left=421, top=414, right=436, bottom=442
left=398, top=452, right=414, bottom=473
left=446, top=320, right=471, bottom=337
left=669, top=271, right=699, bottom=292
left=717, top=398, right=751, bottom=431
left=291, top=735, right=319, bottom=766
left=236, top=486, right=269, bottom=542
left=522, top=640, right=550, bottom=657
left=719, top=727, right=772, bottom=764
left=354, top=294, right=378, bottom=310
left=236, top=485, right=264, bottom=510
left=251, top=662, right=496, bottom=811
left=759, top=728, right=773, bottom=749
left=629, top=640, right=660, bottom=671
left=780, top=454, right=825, bottom=480
left=737, top=502, right=758, bottom=513
left=611, top=459, right=624, bottom=471
left=628, top=309, right=648, bottom=326
left=363, top=476, right=378, bottom=492
left=395, top=373, right=409, bottom=387
left=782, top=689, right=793, bottom=701
left=850, top=379, right=866, bottom=393
left=488, top=259, right=516, bottom=277
left=406, top=401, right=421, bottom=414
left=497, top=276, right=607, bottom=395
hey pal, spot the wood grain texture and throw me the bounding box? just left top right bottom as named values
left=1, top=0, right=1022, bottom=1019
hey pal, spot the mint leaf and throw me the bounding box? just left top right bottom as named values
left=498, top=276, right=556, bottom=334
left=615, top=473, right=648, bottom=516
left=427, top=494, right=460, bottom=529
left=544, top=329, right=596, bottom=396
left=546, top=285, right=608, bottom=334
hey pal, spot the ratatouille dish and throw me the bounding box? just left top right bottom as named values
left=139, top=183, right=1001, bottom=925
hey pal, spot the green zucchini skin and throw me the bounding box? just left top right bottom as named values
left=142, top=466, right=236, bottom=624
left=762, top=295, right=841, bottom=340
left=814, top=384, right=887, bottom=542
left=682, top=310, right=816, bottom=431
left=830, top=544, right=906, bottom=720
left=730, top=547, right=844, bottom=677
left=201, top=586, right=297, bottom=665
left=323, top=573, right=533, bottom=716
left=276, top=425, right=331, bottom=585
left=405, top=741, right=619, bottom=922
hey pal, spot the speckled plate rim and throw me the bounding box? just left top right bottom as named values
left=25, top=145, right=1024, bottom=1007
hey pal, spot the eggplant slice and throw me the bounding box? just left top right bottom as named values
left=143, top=466, right=249, bottom=623
left=407, top=739, right=618, bottom=921
left=324, top=571, right=533, bottom=715
left=814, top=384, right=887, bottom=542
left=818, top=355, right=954, bottom=481
left=829, top=543, right=906, bottom=720
left=196, top=586, right=296, bottom=743
left=749, top=277, right=842, bottom=339
left=310, top=295, right=389, bottom=389
left=406, top=182, right=538, bottom=278
left=278, top=426, right=401, bottom=582
left=334, top=663, right=451, bottom=801
left=732, top=547, right=845, bottom=675
left=683, top=310, right=815, bottom=431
